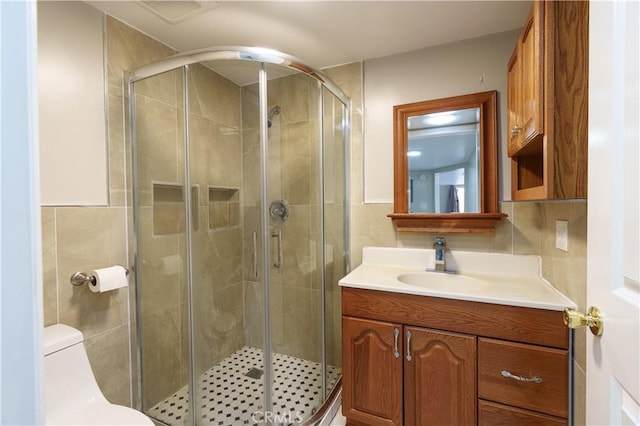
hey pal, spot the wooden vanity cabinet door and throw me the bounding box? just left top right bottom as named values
left=519, top=0, right=544, bottom=148
left=507, top=46, right=522, bottom=156
left=342, top=316, right=403, bottom=426
left=404, top=327, right=477, bottom=426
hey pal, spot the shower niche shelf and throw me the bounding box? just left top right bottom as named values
left=208, top=187, right=240, bottom=229
left=152, top=183, right=199, bottom=235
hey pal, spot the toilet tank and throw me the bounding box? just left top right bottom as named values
left=44, top=325, right=107, bottom=422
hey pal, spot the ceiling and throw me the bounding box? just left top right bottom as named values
left=86, top=0, right=530, bottom=74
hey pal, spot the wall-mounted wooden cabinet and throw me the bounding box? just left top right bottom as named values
left=508, top=1, right=588, bottom=200
left=507, top=1, right=544, bottom=156
left=342, top=287, right=570, bottom=425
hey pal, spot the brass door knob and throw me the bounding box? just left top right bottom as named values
left=563, top=306, right=604, bottom=336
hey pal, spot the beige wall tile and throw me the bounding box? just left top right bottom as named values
left=108, top=84, right=126, bottom=207
left=512, top=201, right=542, bottom=255
left=135, top=96, right=181, bottom=190
left=323, top=62, right=363, bottom=114
left=188, top=64, right=241, bottom=127
left=106, top=16, right=175, bottom=88
left=348, top=112, right=364, bottom=205
left=350, top=203, right=397, bottom=268
left=42, top=207, right=58, bottom=326
left=55, top=207, right=128, bottom=339
left=139, top=306, right=184, bottom=408
left=84, top=324, right=131, bottom=407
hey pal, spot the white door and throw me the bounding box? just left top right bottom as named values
left=587, top=1, right=640, bottom=425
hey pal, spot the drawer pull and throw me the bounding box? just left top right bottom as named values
left=501, top=370, right=543, bottom=384
left=393, top=328, right=400, bottom=359
left=406, top=330, right=413, bottom=362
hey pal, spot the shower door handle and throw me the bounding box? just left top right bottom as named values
left=271, top=229, right=283, bottom=274
left=252, top=231, right=258, bottom=279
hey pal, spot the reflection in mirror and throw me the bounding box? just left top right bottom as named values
left=407, top=107, right=480, bottom=213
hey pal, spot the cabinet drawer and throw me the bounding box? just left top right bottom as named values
left=479, top=400, right=567, bottom=426
left=478, top=338, right=568, bottom=418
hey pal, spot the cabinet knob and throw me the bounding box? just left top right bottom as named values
left=563, top=306, right=604, bottom=336
left=511, top=125, right=522, bottom=136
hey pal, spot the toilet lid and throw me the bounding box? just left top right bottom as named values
left=47, top=401, right=153, bottom=426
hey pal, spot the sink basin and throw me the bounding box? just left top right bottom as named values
left=397, top=271, right=490, bottom=292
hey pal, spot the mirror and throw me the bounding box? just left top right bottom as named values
left=408, top=106, right=480, bottom=213
left=388, top=91, right=505, bottom=233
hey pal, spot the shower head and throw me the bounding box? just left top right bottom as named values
left=267, top=105, right=281, bottom=128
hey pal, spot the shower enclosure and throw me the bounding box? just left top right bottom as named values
left=128, top=47, right=349, bottom=425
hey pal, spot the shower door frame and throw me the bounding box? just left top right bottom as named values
left=127, top=46, right=350, bottom=425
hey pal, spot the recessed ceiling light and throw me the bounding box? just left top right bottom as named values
left=407, top=151, right=421, bottom=157
left=424, top=111, right=457, bottom=126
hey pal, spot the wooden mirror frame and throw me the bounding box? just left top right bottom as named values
left=388, top=90, right=506, bottom=233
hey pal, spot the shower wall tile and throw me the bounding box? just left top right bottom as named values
left=281, top=287, right=322, bottom=363
left=281, top=205, right=314, bottom=289
left=243, top=280, right=265, bottom=350
left=140, top=306, right=184, bottom=409
left=106, top=16, right=175, bottom=89
left=209, top=121, right=242, bottom=188
left=242, top=127, right=261, bottom=208
left=135, top=95, right=181, bottom=190
left=193, top=283, right=245, bottom=377
left=108, top=84, right=127, bottom=207
left=241, top=83, right=260, bottom=130
left=84, top=324, right=132, bottom=407
left=188, top=64, right=241, bottom=128
left=41, top=207, right=58, bottom=326
left=268, top=74, right=312, bottom=125
left=322, top=62, right=363, bottom=114
left=281, top=121, right=312, bottom=206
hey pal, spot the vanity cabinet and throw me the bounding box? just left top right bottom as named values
left=507, top=0, right=589, bottom=200
left=343, top=316, right=476, bottom=425
left=342, top=287, right=570, bottom=426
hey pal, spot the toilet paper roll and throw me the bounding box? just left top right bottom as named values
left=88, top=265, right=128, bottom=293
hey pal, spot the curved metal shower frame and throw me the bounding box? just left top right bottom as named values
left=128, top=45, right=349, bottom=105
left=128, top=46, right=351, bottom=424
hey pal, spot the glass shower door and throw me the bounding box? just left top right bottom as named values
left=132, top=67, right=192, bottom=424
left=187, top=60, right=266, bottom=425
left=263, top=68, right=326, bottom=424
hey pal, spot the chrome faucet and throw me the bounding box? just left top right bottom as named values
left=433, top=237, right=447, bottom=272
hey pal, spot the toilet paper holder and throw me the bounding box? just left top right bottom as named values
left=70, top=267, right=130, bottom=287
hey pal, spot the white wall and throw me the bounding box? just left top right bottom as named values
left=363, top=30, right=519, bottom=203
left=38, top=1, right=108, bottom=206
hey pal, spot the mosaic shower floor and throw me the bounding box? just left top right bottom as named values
left=148, top=346, right=341, bottom=425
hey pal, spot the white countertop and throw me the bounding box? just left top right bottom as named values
left=339, top=247, right=577, bottom=311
